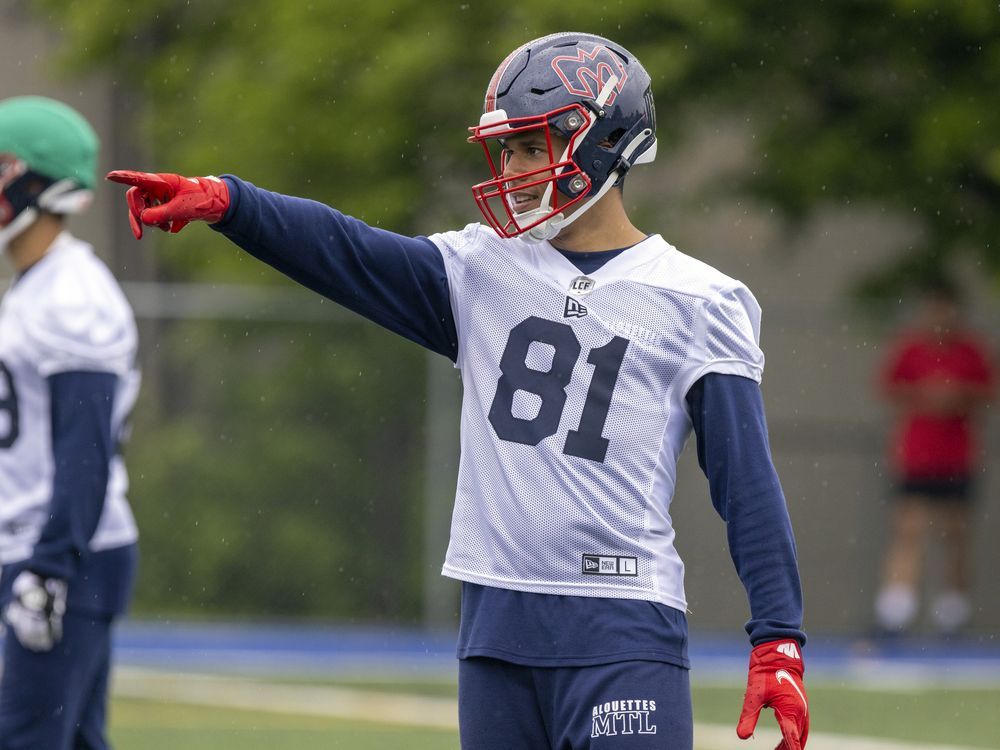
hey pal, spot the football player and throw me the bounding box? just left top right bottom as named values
left=109, top=33, right=808, bottom=750
left=0, top=96, right=140, bottom=750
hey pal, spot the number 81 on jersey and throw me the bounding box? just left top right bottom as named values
left=488, top=316, right=629, bottom=463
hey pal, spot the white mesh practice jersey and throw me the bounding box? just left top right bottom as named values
left=0, top=232, right=139, bottom=564
left=428, top=225, right=764, bottom=610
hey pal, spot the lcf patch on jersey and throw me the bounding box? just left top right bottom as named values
left=0, top=232, right=140, bottom=565
left=429, top=224, right=764, bottom=611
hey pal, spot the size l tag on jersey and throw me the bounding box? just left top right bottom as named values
left=568, top=275, right=596, bottom=297
left=582, top=554, right=638, bottom=576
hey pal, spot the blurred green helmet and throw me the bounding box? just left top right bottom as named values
left=0, top=97, right=98, bottom=249
left=0, top=96, right=99, bottom=189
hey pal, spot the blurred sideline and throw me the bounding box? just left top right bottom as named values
left=111, top=666, right=981, bottom=750
left=97, top=621, right=999, bottom=749
left=112, top=620, right=1000, bottom=688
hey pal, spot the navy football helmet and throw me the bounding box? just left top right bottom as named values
left=469, top=33, right=657, bottom=241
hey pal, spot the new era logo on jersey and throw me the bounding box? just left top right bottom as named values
left=564, top=297, right=588, bottom=318
left=776, top=642, right=801, bottom=660
left=582, top=554, right=638, bottom=576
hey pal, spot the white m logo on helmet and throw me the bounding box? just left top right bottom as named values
left=550, top=45, right=629, bottom=106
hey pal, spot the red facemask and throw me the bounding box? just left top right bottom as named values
left=468, top=104, right=594, bottom=239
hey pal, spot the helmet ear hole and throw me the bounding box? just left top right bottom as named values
left=0, top=169, right=54, bottom=226
left=599, top=129, right=627, bottom=150
left=21, top=175, right=50, bottom=200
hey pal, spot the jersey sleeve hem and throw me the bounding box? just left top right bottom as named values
left=442, top=564, right=689, bottom=611
left=427, top=224, right=483, bottom=371
left=685, top=359, right=763, bottom=391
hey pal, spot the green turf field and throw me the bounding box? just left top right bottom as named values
left=692, top=683, right=1000, bottom=749
left=110, top=698, right=460, bottom=750
left=108, top=672, right=1000, bottom=749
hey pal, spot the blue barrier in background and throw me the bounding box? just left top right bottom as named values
left=111, top=620, right=1000, bottom=687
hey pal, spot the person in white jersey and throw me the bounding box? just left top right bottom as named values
left=109, top=32, right=808, bottom=750
left=0, top=96, right=140, bottom=750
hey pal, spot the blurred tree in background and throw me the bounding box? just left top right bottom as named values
left=36, top=0, right=1000, bottom=280
left=29, top=0, right=1000, bottom=620
left=127, top=317, right=426, bottom=619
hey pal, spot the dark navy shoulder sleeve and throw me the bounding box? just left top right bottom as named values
left=686, top=372, right=805, bottom=647
left=27, top=371, right=117, bottom=581
left=212, top=176, right=458, bottom=360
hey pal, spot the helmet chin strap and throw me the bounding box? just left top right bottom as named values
left=37, top=180, right=93, bottom=214
left=522, top=126, right=654, bottom=243
left=517, top=73, right=656, bottom=244
left=0, top=207, right=37, bottom=254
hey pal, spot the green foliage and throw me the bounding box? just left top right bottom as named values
left=35, top=0, right=511, bottom=276
left=702, top=1, right=1000, bottom=294
left=36, top=0, right=1000, bottom=287
left=126, top=316, right=427, bottom=620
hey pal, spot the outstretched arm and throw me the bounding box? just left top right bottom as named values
left=107, top=171, right=458, bottom=360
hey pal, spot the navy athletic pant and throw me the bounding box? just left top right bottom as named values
left=0, top=611, right=113, bottom=750
left=458, top=658, right=693, bottom=749
left=0, top=544, right=136, bottom=750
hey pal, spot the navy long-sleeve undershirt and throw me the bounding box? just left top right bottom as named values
left=28, top=371, right=117, bottom=582
left=213, top=176, right=805, bottom=647
left=687, top=375, right=804, bottom=644
left=216, top=176, right=457, bottom=360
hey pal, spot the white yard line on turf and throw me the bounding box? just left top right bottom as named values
left=112, top=667, right=458, bottom=730
left=112, top=667, right=984, bottom=750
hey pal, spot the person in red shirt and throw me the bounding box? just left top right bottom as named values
left=874, top=278, right=994, bottom=636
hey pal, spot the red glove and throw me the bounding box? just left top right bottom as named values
left=737, top=639, right=809, bottom=750
left=106, top=170, right=230, bottom=240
